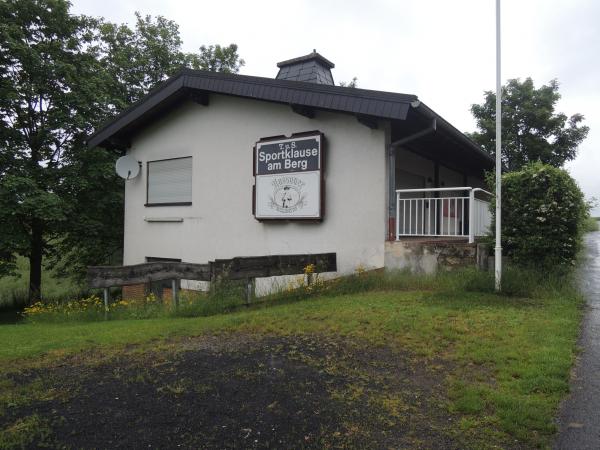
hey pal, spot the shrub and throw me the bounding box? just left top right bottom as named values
left=490, top=162, right=587, bottom=269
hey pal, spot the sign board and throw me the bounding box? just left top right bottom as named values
left=254, top=132, right=324, bottom=220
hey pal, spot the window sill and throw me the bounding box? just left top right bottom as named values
left=144, top=202, right=192, bottom=207
left=144, top=217, right=184, bottom=223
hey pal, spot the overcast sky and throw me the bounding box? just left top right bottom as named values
left=71, top=0, right=600, bottom=214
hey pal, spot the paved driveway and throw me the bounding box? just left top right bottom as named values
left=555, top=231, right=600, bottom=449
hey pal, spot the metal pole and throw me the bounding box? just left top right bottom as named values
left=495, top=0, right=503, bottom=291
left=469, top=189, right=475, bottom=243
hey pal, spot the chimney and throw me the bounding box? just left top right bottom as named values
left=275, top=50, right=335, bottom=85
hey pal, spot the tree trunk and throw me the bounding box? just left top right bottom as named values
left=28, top=220, right=43, bottom=303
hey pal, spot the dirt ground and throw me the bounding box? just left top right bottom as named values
left=1, top=333, right=478, bottom=449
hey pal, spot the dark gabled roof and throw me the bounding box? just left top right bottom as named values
left=87, top=69, right=416, bottom=149
left=86, top=69, right=493, bottom=171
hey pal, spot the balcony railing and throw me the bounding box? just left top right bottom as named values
left=395, top=187, right=492, bottom=243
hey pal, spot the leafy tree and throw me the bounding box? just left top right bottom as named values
left=0, top=0, right=106, bottom=300
left=93, top=13, right=189, bottom=108
left=470, top=78, right=589, bottom=171
left=55, top=20, right=244, bottom=282
left=0, top=0, right=244, bottom=301
left=186, top=44, right=244, bottom=74
left=339, top=77, right=358, bottom=88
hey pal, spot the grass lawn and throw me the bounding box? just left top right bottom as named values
left=0, top=281, right=582, bottom=449
left=0, top=256, right=84, bottom=311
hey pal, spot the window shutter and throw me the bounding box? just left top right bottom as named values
left=147, top=157, right=192, bottom=204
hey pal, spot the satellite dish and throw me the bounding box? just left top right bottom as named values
left=115, top=155, right=140, bottom=180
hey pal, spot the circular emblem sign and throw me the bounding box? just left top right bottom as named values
left=270, top=177, right=306, bottom=213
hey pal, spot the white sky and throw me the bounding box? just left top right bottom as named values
left=72, top=0, right=600, bottom=214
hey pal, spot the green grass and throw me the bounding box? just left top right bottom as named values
left=0, top=414, right=53, bottom=449
left=0, top=269, right=583, bottom=448
left=583, top=216, right=600, bottom=232
left=0, top=256, right=84, bottom=311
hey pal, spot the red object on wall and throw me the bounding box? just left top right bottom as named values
left=442, top=198, right=456, bottom=218
left=388, top=217, right=396, bottom=241
left=122, top=284, right=146, bottom=300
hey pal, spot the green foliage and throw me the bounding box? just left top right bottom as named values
left=470, top=78, right=589, bottom=171
left=94, top=15, right=243, bottom=106
left=186, top=44, right=244, bottom=74
left=172, top=286, right=245, bottom=318
left=489, top=162, right=587, bottom=268
left=339, top=77, right=358, bottom=88
left=0, top=256, right=85, bottom=311
left=0, top=0, right=245, bottom=298
left=0, top=414, right=53, bottom=449
left=18, top=264, right=577, bottom=324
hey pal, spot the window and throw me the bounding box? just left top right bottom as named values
left=146, top=157, right=192, bottom=206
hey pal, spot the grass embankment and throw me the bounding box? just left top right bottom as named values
left=582, top=216, right=599, bottom=232
left=0, top=256, right=84, bottom=313
left=0, top=269, right=583, bottom=449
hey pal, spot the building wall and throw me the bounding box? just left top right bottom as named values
left=122, top=94, right=388, bottom=290
left=395, top=148, right=485, bottom=189
left=395, top=149, right=435, bottom=187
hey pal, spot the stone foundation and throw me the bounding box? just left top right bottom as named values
left=384, top=240, right=489, bottom=274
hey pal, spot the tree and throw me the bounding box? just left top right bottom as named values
left=0, top=0, right=106, bottom=300
left=186, top=44, right=244, bottom=74
left=470, top=78, right=589, bottom=171
left=339, top=77, right=358, bottom=88
left=0, top=0, right=245, bottom=301
left=54, top=18, right=244, bottom=282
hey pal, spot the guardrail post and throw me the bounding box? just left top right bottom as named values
left=468, top=189, right=475, bottom=243
left=171, top=279, right=179, bottom=309
left=103, top=287, right=109, bottom=320
left=245, top=278, right=254, bottom=305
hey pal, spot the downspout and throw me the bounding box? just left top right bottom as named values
left=388, top=102, right=437, bottom=240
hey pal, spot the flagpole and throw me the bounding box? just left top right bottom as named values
left=495, top=0, right=502, bottom=291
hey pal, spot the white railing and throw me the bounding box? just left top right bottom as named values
left=395, top=187, right=492, bottom=243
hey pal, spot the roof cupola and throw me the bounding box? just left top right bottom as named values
left=275, top=50, right=335, bottom=85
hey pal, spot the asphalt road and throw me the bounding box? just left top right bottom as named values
left=555, top=230, right=600, bottom=450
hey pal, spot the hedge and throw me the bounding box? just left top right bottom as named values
left=490, top=162, right=587, bottom=269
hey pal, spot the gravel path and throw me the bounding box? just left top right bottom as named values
left=555, top=231, right=600, bottom=449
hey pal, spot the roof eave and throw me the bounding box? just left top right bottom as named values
left=87, top=70, right=416, bottom=149
left=411, top=102, right=494, bottom=167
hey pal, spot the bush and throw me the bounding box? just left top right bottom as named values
left=490, top=162, right=587, bottom=269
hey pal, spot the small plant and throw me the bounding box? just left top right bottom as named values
left=303, top=263, right=316, bottom=275
left=354, top=264, right=367, bottom=275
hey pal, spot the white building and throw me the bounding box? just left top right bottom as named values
left=88, top=51, right=493, bottom=294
